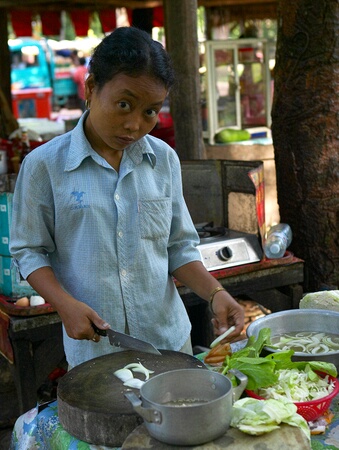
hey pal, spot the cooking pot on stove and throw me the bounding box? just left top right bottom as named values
left=125, top=368, right=247, bottom=446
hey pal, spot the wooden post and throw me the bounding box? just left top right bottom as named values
left=163, top=0, right=206, bottom=160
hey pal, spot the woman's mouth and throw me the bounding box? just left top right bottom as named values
left=116, top=135, right=135, bottom=146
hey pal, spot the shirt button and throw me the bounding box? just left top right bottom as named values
left=118, top=231, right=123, bottom=238
left=115, top=193, right=120, bottom=200
left=121, top=269, right=127, bottom=276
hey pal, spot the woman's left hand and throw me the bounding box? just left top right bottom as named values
left=173, top=261, right=245, bottom=340
left=210, top=290, right=245, bottom=340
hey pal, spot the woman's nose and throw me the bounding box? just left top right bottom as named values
left=124, top=114, right=141, bottom=132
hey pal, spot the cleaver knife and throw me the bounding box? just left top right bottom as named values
left=92, top=325, right=161, bottom=355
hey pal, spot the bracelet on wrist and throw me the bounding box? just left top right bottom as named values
left=209, top=286, right=226, bottom=314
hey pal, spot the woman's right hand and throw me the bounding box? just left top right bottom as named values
left=27, top=266, right=110, bottom=342
left=57, top=297, right=110, bottom=342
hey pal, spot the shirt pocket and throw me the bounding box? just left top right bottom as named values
left=139, top=198, right=171, bottom=240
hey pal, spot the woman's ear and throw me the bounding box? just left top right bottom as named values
left=85, top=74, right=95, bottom=103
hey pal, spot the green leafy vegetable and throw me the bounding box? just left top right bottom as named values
left=220, top=328, right=337, bottom=391
left=265, top=350, right=338, bottom=377
left=223, top=355, right=278, bottom=391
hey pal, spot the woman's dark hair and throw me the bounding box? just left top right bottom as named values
left=88, top=27, right=176, bottom=91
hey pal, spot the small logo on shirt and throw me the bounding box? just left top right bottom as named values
left=70, top=190, right=90, bottom=210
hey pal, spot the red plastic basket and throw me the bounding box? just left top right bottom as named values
left=246, top=373, right=339, bottom=422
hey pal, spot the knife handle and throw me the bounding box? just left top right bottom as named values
left=92, top=324, right=108, bottom=337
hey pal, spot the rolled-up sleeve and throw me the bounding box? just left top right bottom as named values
left=10, top=155, right=55, bottom=280
left=166, top=151, right=201, bottom=274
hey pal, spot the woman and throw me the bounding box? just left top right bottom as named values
left=10, top=27, right=244, bottom=369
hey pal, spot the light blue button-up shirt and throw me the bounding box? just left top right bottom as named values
left=10, top=113, right=201, bottom=367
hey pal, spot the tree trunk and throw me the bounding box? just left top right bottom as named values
left=163, top=0, right=206, bottom=160
left=271, top=0, right=339, bottom=291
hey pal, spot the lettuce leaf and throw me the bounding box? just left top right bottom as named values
left=231, top=397, right=310, bottom=440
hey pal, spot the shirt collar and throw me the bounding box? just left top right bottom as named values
left=65, top=112, right=157, bottom=171
left=127, top=138, right=157, bottom=169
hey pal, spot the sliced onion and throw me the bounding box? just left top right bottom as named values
left=114, top=368, right=134, bottom=382
left=323, top=337, right=339, bottom=349
left=311, top=344, right=329, bottom=354
left=210, top=326, right=235, bottom=348
left=123, top=362, right=154, bottom=380
left=273, top=331, right=339, bottom=354
left=114, top=362, right=155, bottom=390
left=123, top=378, right=145, bottom=389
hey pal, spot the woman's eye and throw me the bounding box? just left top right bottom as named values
left=146, top=109, right=158, bottom=118
left=118, top=101, right=131, bottom=111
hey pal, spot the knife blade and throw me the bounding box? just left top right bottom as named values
left=92, top=325, right=162, bottom=355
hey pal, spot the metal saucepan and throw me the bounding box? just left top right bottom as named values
left=125, top=368, right=247, bottom=446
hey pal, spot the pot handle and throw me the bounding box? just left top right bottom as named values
left=228, top=369, right=248, bottom=402
left=125, top=391, right=162, bottom=424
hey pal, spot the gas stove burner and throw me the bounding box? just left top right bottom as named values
left=195, top=222, right=263, bottom=271
left=195, top=222, right=228, bottom=240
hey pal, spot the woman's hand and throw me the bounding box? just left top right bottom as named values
left=57, top=297, right=110, bottom=342
left=172, top=261, right=245, bottom=341
left=27, top=266, right=110, bottom=342
left=210, top=289, right=245, bottom=341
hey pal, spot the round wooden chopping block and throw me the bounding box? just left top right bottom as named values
left=57, top=350, right=207, bottom=447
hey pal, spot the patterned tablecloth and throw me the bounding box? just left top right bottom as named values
left=10, top=401, right=118, bottom=450
left=9, top=393, right=339, bottom=450
left=311, top=396, right=339, bottom=450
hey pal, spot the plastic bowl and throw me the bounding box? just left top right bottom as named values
left=246, top=373, right=339, bottom=422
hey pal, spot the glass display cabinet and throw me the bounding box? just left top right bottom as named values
left=203, top=38, right=274, bottom=144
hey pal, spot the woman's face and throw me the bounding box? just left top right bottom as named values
left=84, top=73, right=168, bottom=153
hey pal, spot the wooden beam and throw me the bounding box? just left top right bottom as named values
left=2, top=0, right=277, bottom=10
left=199, top=0, right=276, bottom=5
left=0, top=0, right=162, bottom=9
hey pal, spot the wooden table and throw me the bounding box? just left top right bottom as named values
left=2, top=311, right=64, bottom=414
